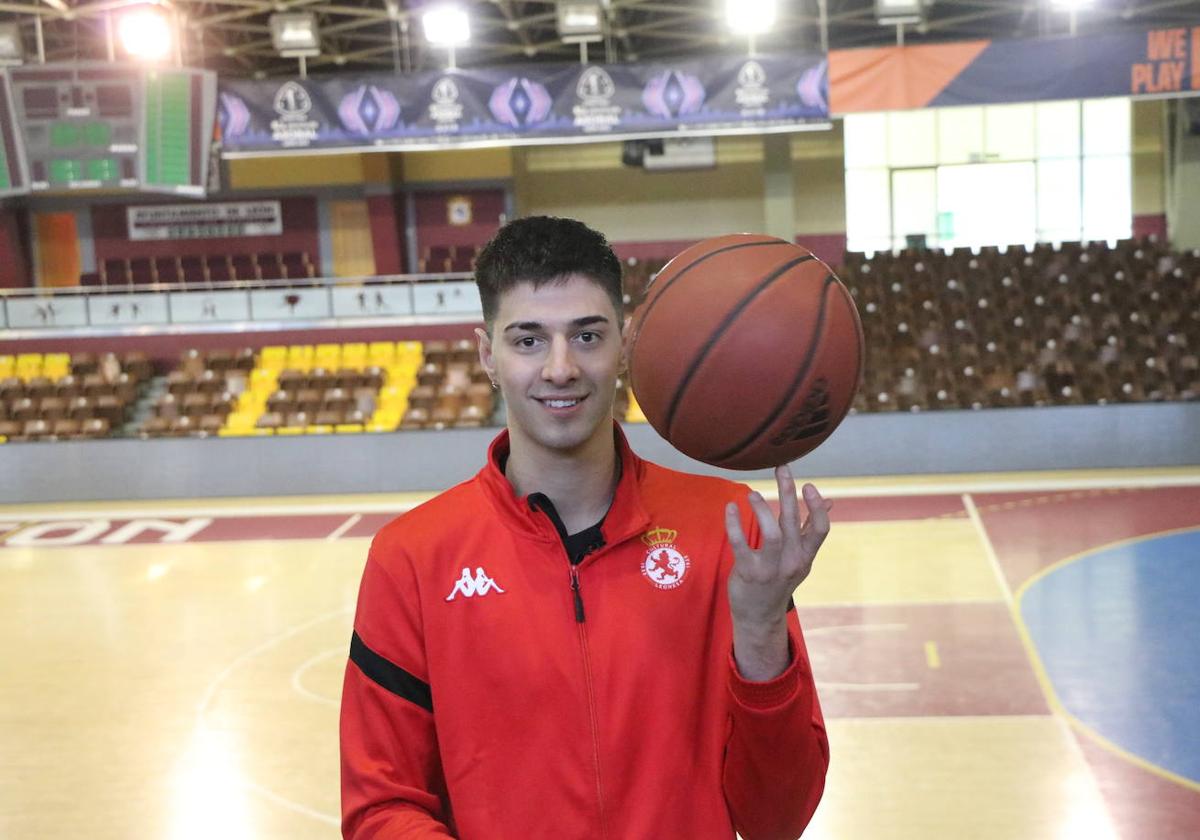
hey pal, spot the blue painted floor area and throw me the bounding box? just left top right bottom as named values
left=1020, top=528, right=1200, bottom=784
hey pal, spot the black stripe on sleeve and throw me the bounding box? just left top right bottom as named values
left=350, top=631, right=433, bottom=713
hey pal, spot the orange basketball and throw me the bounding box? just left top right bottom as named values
left=628, top=234, right=864, bottom=471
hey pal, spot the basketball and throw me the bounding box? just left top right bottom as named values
left=627, top=234, right=864, bottom=471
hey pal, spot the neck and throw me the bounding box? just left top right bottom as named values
left=504, top=423, right=619, bottom=534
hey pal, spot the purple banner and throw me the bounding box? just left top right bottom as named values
left=217, top=53, right=828, bottom=154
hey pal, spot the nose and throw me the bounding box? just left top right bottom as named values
left=542, top=334, right=579, bottom=385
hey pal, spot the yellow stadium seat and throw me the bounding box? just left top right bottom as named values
left=626, top=392, right=647, bottom=424
left=16, top=353, right=43, bottom=380
left=335, top=423, right=365, bottom=434
left=260, top=346, right=287, bottom=371
left=276, top=426, right=305, bottom=436
left=287, top=345, right=315, bottom=372
left=396, top=341, right=423, bottom=364
left=250, top=368, right=279, bottom=392
left=315, top=343, right=342, bottom=369
left=368, top=341, right=396, bottom=367
left=370, top=408, right=402, bottom=430
left=341, top=343, right=368, bottom=370
left=218, top=427, right=273, bottom=438
left=0, top=356, right=14, bottom=378
left=224, top=411, right=259, bottom=433
left=0, top=435, right=7, bottom=445
left=42, top=353, right=71, bottom=380
left=305, top=424, right=334, bottom=435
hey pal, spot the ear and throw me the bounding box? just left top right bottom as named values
left=475, top=326, right=496, bottom=382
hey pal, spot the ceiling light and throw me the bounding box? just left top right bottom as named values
left=118, top=7, right=172, bottom=62
left=558, top=1, right=603, bottom=41
left=270, top=13, right=321, bottom=57
left=876, top=0, right=924, bottom=25
left=423, top=5, right=470, bottom=46
left=725, top=0, right=775, bottom=35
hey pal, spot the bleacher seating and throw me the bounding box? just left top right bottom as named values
left=0, top=351, right=151, bottom=442
left=131, top=339, right=498, bottom=440
left=84, top=251, right=316, bottom=287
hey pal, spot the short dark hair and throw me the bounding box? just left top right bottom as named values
left=474, top=216, right=624, bottom=328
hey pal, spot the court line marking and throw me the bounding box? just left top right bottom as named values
left=325, top=514, right=362, bottom=542
left=6, top=471, right=1198, bottom=520
left=964, top=493, right=1123, bottom=831
left=1010, top=525, right=1200, bottom=794
left=196, top=606, right=351, bottom=827
left=924, top=641, right=941, bottom=670
left=291, top=646, right=343, bottom=707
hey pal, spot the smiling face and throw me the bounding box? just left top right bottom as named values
left=477, top=274, right=626, bottom=460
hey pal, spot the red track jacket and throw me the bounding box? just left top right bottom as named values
left=341, top=424, right=829, bottom=839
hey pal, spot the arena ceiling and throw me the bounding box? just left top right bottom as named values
left=8, top=0, right=1200, bottom=78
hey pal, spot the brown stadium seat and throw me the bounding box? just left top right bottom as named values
left=278, top=370, right=308, bottom=392
left=0, top=420, right=19, bottom=439
left=51, top=419, right=81, bottom=439
left=140, top=415, right=171, bottom=436
left=417, top=362, right=444, bottom=387
left=429, top=405, right=458, bottom=429
left=400, top=406, right=429, bottom=430
left=322, top=388, right=354, bottom=413
left=79, top=418, right=110, bottom=439
left=94, top=395, right=124, bottom=427
left=25, top=377, right=55, bottom=400
left=10, top=398, right=36, bottom=423
left=315, top=409, right=344, bottom=427
left=0, top=377, right=24, bottom=401
left=199, top=414, right=225, bottom=436
left=267, top=390, right=297, bottom=415
left=295, top=388, right=323, bottom=413
left=22, top=419, right=51, bottom=439
left=256, top=412, right=284, bottom=431
left=182, top=393, right=211, bottom=417
left=38, top=397, right=67, bottom=422
left=169, top=416, right=197, bottom=437
left=285, top=411, right=311, bottom=428
left=456, top=404, right=487, bottom=428
left=407, top=385, right=437, bottom=411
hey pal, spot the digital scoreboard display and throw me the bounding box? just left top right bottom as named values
left=2, top=62, right=216, bottom=197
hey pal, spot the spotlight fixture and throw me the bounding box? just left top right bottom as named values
left=270, top=12, right=322, bottom=58
left=118, top=6, right=172, bottom=62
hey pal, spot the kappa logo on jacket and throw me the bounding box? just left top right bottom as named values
left=640, top=527, right=690, bottom=590
left=445, top=567, right=506, bottom=601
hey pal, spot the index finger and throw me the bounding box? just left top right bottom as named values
left=724, top=501, right=753, bottom=559
left=776, top=463, right=800, bottom=539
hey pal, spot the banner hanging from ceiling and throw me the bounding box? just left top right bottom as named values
left=216, top=53, right=829, bottom=156
left=830, top=26, right=1200, bottom=113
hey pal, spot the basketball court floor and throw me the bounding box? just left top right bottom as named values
left=2, top=465, right=1198, bottom=839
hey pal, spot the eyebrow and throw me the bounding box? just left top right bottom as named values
left=502, top=315, right=610, bottom=333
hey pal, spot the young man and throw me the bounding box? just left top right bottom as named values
left=340, top=216, right=831, bottom=840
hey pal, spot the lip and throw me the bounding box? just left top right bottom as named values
left=535, top=394, right=588, bottom=416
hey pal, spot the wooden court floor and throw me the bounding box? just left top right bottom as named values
left=2, top=466, right=1198, bottom=839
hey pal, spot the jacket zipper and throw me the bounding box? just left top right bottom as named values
left=568, top=565, right=607, bottom=838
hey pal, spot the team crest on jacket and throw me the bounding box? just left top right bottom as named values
left=641, top=527, right=689, bottom=590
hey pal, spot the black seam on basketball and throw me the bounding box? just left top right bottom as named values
left=632, top=239, right=793, bottom=359
left=706, top=274, right=836, bottom=465
left=663, top=254, right=816, bottom=439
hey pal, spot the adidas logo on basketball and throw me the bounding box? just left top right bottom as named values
left=770, top=377, right=831, bottom=446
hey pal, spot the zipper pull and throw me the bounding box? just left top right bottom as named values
left=569, top=567, right=586, bottom=623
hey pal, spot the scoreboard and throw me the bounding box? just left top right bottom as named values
left=1, top=62, right=216, bottom=197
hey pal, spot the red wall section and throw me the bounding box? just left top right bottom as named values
left=1133, top=214, right=1167, bottom=242
left=90, top=197, right=321, bottom=264
left=413, top=189, right=505, bottom=254
left=0, top=207, right=31, bottom=288
left=367, top=193, right=406, bottom=275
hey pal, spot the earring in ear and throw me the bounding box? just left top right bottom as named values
left=489, top=379, right=498, bottom=390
